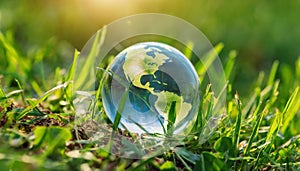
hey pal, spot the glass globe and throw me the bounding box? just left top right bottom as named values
left=101, top=42, right=200, bottom=135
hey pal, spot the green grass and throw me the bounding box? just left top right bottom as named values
left=0, top=31, right=300, bottom=171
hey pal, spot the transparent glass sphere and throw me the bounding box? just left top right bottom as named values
left=101, top=42, right=200, bottom=135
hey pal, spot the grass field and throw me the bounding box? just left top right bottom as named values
left=0, top=30, right=300, bottom=171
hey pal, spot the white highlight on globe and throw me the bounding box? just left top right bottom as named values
left=101, top=42, right=200, bottom=135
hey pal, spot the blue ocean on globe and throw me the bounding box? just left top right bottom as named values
left=101, top=42, right=200, bottom=134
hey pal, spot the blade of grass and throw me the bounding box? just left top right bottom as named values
left=175, top=147, right=200, bottom=165
left=196, top=43, right=224, bottom=79
left=267, top=60, right=279, bottom=86
left=198, top=85, right=218, bottom=144
left=255, top=71, right=265, bottom=88
left=233, top=92, right=242, bottom=154
left=130, top=120, right=151, bottom=134
left=0, top=32, right=30, bottom=78
left=65, top=49, right=80, bottom=104
left=175, top=152, right=192, bottom=171
left=15, top=79, right=27, bottom=106
left=259, top=81, right=279, bottom=121
left=35, top=54, right=46, bottom=91
left=0, top=87, right=5, bottom=99
left=75, top=26, right=106, bottom=90
left=112, top=89, right=129, bottom=131
left=167, top=101, right=177, bottom=134
left=205, top=93, right=214, bottom=121
left=31, top=81, right=44, bottom=96
left=224, top=50, right=237, bottom=81
left=67, top=49, right=80, bottom=82
left=265, top=81, right=280, bottom=142
left=244, top=87, right=260, bottom=118
left=266, top=109, right=282, bottom=143
left=254, top=82, right=280, bottom=164
left=16, top=82, right=70, bottom=120
left=193, top=90, right=204, bottom=131
left=6, top=90, right=23, bottom=98
left=199, top=154, right=206, bottom=171
left=296, top=58, right=300, bottom=82
left=244, top=102, right=263, bottom=156
left=281, top=86, right=300, bottom=133
left=211, top=81, right=228, bottom=116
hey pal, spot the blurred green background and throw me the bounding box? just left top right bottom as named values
left=1, top=0, right=299, bottom=95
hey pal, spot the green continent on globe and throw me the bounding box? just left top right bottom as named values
left=122, top=44, right=192, bottom=126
